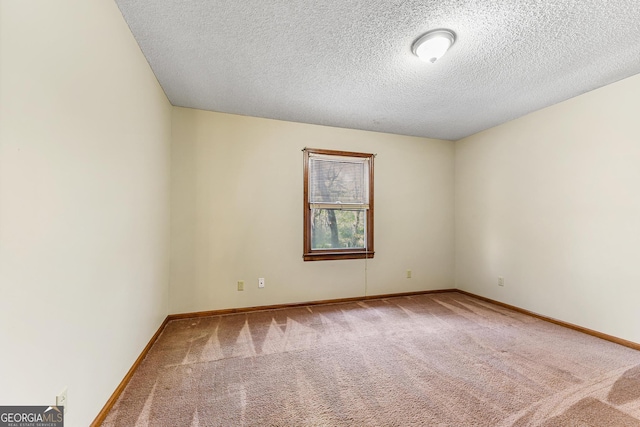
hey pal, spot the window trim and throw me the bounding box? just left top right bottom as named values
left=303, top=148, right=374, bottom=261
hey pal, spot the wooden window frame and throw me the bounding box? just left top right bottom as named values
left=303, top=148, right=374, bottom=261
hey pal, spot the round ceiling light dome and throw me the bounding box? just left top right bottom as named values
left=412, top=29, right=456, bottom=63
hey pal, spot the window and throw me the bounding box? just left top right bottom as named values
left=303, top=148, right=374, bottom=261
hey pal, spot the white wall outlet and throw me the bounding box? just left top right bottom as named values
left=56, top=387, right=68, bottom=413
left=406, top=270, right=412, bottom=279
left=258, top=278, right=265, bottom=288
left=498, top=277, right=504, bottom=287
left=237, top=280, right=244, bottom=291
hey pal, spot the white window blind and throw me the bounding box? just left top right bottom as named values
left=308, top=154, right=369, bottom=210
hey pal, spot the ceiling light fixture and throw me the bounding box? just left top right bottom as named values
left=412, top=29, right=456, bottom=63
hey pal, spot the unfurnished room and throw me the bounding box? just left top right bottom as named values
left=1, top=1, right=639, bottom=426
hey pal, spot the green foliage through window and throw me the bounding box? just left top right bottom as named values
left=311, top=209, right=365, bottom=249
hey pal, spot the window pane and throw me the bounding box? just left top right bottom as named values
left=311, top=209, right=365, bottom=249
left=309, top=158, right=367, bottom=204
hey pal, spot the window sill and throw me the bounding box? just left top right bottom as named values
left=303, top=251, right=375, bottom=261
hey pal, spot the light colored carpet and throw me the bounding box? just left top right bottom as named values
left=101, top=292, right=640, bottom=426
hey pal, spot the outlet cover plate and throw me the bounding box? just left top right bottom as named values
left=56, top=388, right=68, bottom=413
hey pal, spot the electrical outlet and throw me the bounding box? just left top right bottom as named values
left=258, top=278, right=265, bottom=288
left=237, top=280, right=244, bottom=291
left=498, top=277, right=504, bottom=287
left=56, top=387, right=68, bottom=413
left=406, top=270, right=412, bottom=279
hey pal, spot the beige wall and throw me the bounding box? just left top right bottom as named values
left=170, top=108, right=455, bottom=313
left=0, top=1, right=171, bottom=426
left=455, top=73, right=640, bottom=343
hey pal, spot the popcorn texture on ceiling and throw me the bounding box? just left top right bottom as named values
left=114, top=0, right=640, bottom=141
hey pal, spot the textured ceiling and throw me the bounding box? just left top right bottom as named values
left=114, top=0, right=640, bottom=141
